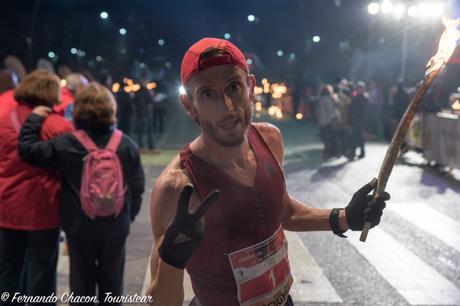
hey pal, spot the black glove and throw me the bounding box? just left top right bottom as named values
left=345, top=179, right=390, bottom=231
left=159, top=185, right=220, bottom=269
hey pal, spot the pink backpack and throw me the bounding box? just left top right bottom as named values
left=72, top=129, right=125, bottom=220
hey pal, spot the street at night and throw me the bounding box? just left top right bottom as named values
left=49, top=109, right=460, bottom=305
left=1, top=1, right=460, bottom=305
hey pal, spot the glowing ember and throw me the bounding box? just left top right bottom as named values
left=452, top=100, right=460, bottom=111
left=275, top=108, right=283, bottom=119
left=112, top=82, right=120, bottom=93
left=425, top=16, right=460, bottom=76
left=255, top=101, right=262, bottom=112
left=271, top=83, right=287, bottom=99
left=254, top=86, right=263, bottom=95
left=146, top=82, right=157, bottom=90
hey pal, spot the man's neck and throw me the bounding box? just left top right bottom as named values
left=191, top=133, right=252, bottom=169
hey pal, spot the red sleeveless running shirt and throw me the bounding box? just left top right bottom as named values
left=180, top=124, right=287, bottom=305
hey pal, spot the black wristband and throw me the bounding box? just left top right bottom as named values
left=329, top=208, right=347, bottom=238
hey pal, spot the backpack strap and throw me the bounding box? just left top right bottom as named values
left=72, top=130, right=99, bottom=152
left=10, top=110, right=21, bottom=133
left=105, top=129, right=123, bottom=152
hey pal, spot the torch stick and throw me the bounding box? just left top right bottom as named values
left=359, top=16, right=460, bottom=242
left=359, top=69, right=440, bottom=242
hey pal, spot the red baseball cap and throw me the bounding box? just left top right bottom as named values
left=180, top=37, right=249, bottom=85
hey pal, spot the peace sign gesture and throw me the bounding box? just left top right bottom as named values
left=159, top=185, right=220, bottom=269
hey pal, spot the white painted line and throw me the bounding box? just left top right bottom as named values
left=285, top=231, right=342, bottom=303
left=348, top=229, right=460, bottom=305
left=389, top=203, right=460, bottom=253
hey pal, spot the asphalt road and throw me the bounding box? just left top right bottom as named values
left=55, top=111, right=460, bottom=305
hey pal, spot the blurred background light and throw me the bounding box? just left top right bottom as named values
left=100, top=11, right=108, bottom=19
left=381, top=0, right=393, bottom=14
left=368, top=2, right=380, bottom=15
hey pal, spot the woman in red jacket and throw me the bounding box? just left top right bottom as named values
left=0, top=70, right=73, bottom=304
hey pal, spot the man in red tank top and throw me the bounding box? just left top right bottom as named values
left=146, top=38, right=390, bottom=306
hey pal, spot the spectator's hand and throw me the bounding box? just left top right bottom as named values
left=345, top=179, right=390, bottom=230
left=32, top=106, right=52, bottom=118
left=159, top=185, right=220, bottom=269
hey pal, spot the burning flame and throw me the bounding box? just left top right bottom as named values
left=426, top=16, right=460, bottom=76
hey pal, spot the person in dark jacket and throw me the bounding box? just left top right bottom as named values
left=391, top=80, right=410, bottom=133
left=18, top=82, right=145, bottom=305
left=134, top=80, right=155, bottom=149
left=116, top=83, right=133, bottom=135
left=0, top=69, right=73, bottom=305
left=345, top=81, right=369, bottom=159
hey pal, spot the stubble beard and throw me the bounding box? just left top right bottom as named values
left=199, top=104, right=253, bottom=147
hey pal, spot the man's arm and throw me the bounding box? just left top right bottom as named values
left=253, top=123, right=338, bottom=231
left=146, top=162, right=219, bottom=305
left=254, top=123, right=387, bottom=234
left=146, top=168, right=187, bottom=306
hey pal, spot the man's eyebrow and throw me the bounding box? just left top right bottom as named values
left=194, top=84, right=212, bottom=93
left=225, top=75, right=244, bottom=83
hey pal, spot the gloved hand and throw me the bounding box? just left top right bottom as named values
left=345, top=179, right=390, bottom=231
left=159, top=185, right=220, bottom=269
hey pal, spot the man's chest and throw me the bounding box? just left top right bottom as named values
left=221, top=159, right=258, bottom=187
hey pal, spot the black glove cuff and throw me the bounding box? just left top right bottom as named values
left=329, top=208, right=347, bottom=238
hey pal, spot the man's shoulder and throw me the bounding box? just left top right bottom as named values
left=251, top=122, right=284, bottom=163
left=150, top=154, right=196, bottom=236
left=252, top=122, right=282, bottom=146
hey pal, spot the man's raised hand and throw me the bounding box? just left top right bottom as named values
left=158, top=185, right=220, bottom=269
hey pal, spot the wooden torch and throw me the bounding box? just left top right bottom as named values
left=360, top=16, right=460, bottom=242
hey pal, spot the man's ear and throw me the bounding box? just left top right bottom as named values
left=248, top=74, right=256, bottom=102
left=180, top=94, right=197, bottom=118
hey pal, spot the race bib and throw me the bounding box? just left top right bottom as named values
left=228, top=226, right=293, bottom=306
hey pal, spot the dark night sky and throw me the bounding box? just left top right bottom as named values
left=0, top=0, right=456, bottom=86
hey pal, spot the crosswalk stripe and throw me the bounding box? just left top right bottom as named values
left=287, top=175, right=460, bottom=305
left=389, top=203, right=460, bottom=253
left=347, top=229, right=460, bottom=305
left=285, top=231, right=342, bottom=303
